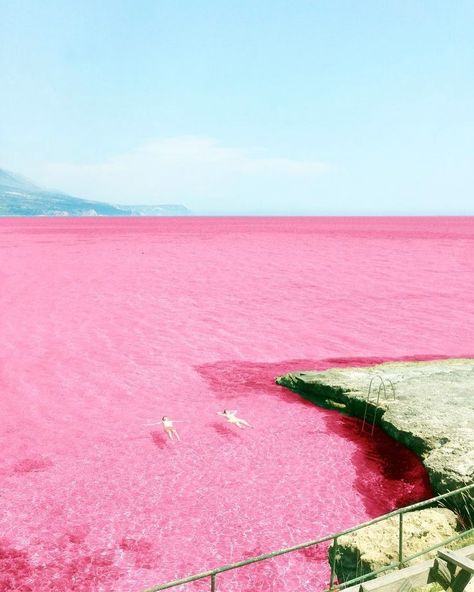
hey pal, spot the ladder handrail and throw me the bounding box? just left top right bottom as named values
left=361, top=374, right=396, bottom=435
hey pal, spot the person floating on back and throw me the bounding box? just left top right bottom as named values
left=161, top=416, right=180, bottom=440
left=145, top=416, right=181, bottom=441
left=217, top=409, right=253, bottom=429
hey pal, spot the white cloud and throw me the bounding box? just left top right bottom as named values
left=32, top=136, right=330, bottom=213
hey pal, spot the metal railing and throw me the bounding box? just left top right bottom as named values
left=361, top=374, right=396, bottom=435
left=142, top=483, right=474, bottom=592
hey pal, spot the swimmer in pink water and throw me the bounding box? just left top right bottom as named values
left=217, top=409, right=253, bottom=429
left=161, top=416, right=180, bottom=440
left=145, top=417, right=181, bottom=440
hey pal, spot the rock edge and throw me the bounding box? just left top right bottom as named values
left=276, top=358, right=474, bottom=513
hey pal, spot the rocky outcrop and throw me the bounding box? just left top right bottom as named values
left=328, top=507, right=459, bottom=583
left=276, top=358, right=474, bottom=519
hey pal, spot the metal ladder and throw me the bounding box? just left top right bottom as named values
left=361, top=374, right=396, bottom=435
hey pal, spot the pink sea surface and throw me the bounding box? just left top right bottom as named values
left=1, top=217, right=473, bottom=592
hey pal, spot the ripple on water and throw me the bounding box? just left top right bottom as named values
left=1, top=217, right=472, bottom=591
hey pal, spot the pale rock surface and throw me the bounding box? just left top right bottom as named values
left=329, top=508, right=459, bottom=583
left=277, top=359, right=474, bottom=585
left=276, top=358, right=474, bottom=495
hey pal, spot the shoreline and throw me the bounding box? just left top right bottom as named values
left=276, top=358, right=474, bottom=519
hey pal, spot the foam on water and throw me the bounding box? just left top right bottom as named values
left=1, top=217, right=473, bottom=591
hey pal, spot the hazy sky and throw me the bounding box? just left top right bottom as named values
left=1, top=1, right=473, bottom=214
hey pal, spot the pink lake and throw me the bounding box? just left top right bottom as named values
left=1, top=216, right=473, bottom=592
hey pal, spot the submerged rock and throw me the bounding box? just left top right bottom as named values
left=328, top=507, right=459, bottom=583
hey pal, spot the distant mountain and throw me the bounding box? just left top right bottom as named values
left=0, top=168, right=190, bottom=216
left=121, top=204, right=190, bottom=216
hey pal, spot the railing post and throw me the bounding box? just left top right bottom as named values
left=329, top=537, right=338, bottom=589
left=398, top=513, right=403, bottom=568
left=141, top=484, right=473, bottom=592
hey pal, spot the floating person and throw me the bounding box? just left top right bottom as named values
left=217, top=409, right=253, bottom=429
left=145, top=416, right=182, bottom=441
left=161, top=416, right=180, bottom=440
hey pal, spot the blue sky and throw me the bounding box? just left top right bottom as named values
left=1, top=1, right=473, bottom=214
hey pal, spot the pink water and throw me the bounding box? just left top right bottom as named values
left=1, top=217, right=473, bottom=592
